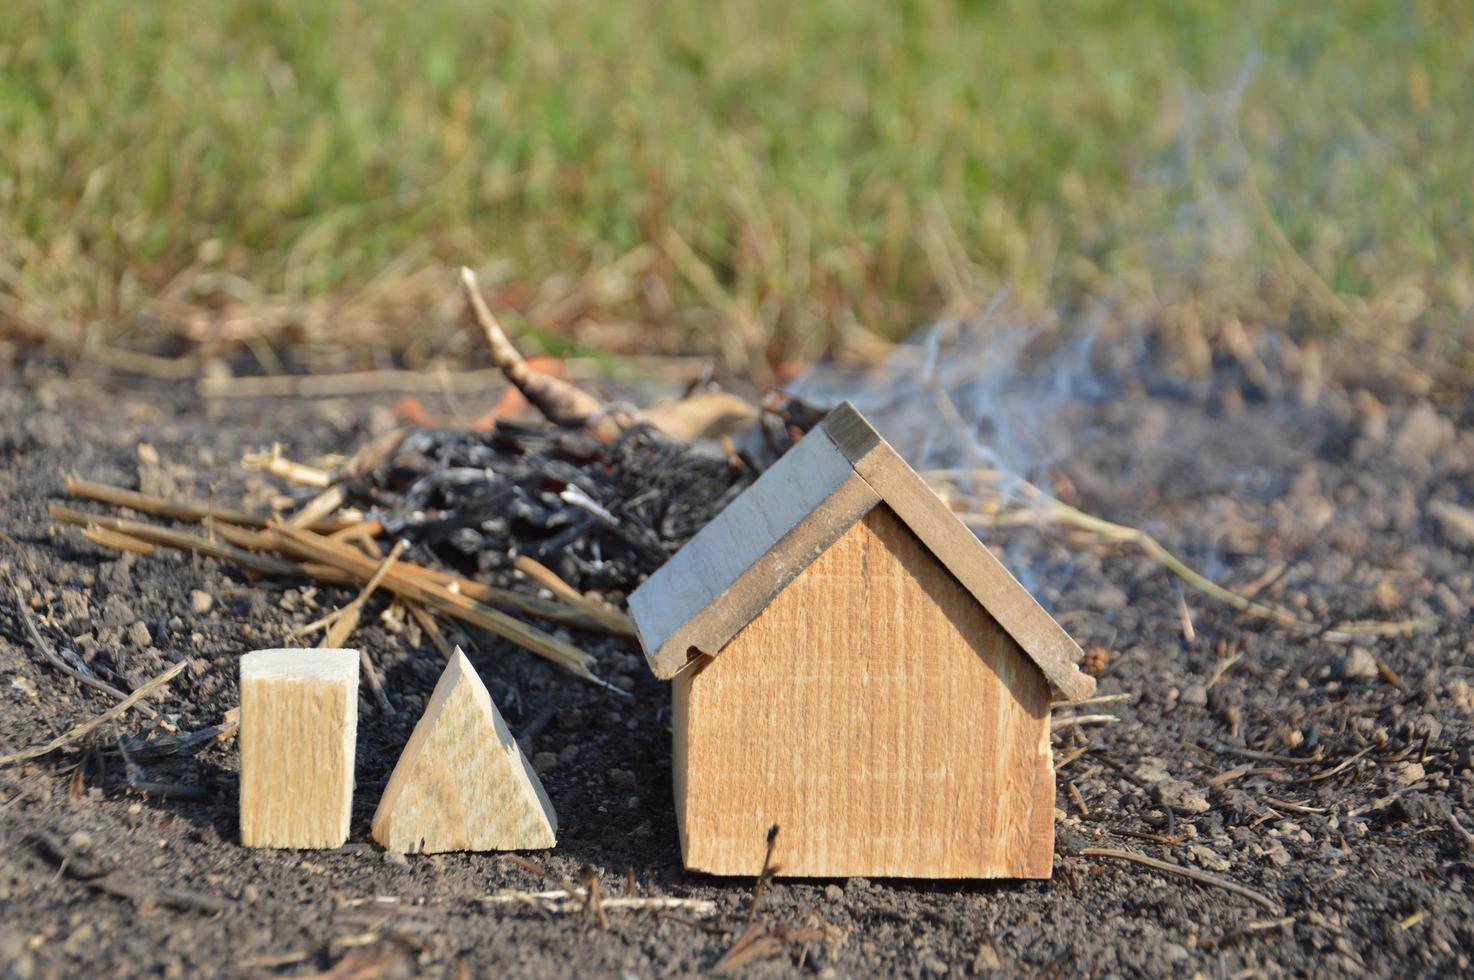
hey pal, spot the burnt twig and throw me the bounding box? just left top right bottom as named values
left=747, top=824, right=781, bottom=924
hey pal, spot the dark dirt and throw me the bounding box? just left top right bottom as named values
left=1, top=354, right=1471, bottom=978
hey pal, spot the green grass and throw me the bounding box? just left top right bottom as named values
left=1, top=0, right=1470, bottom=370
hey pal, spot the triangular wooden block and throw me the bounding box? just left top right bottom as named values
left=371, top=649, right=557, bottom=853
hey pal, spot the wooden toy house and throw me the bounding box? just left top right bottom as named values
left=628, top=403, right=1094, bottom=879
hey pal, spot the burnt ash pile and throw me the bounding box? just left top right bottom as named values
left=346, top=422, right=757, bottom=595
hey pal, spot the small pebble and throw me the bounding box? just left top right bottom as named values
left=126, top=621, right=152, bottom=648
left=532, top=751, right=558, bottom=773
left=1394, top=761, right=1426, bottom=786
left=1338, top=647, right=1379, bottom=682
left=1180, top=684, right=1208, bottom=707
left=1155, top=778, right=1211, bottom=814
left=190, top=590, right=214, bottom=614
left=102, top=596, right=135, bottom=627
left=823, top=883, right=844, bottom=901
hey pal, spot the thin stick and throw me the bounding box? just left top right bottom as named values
left=10, top=585, right=158, bottom=719
left=1262, top=795, right=1325, bottom=815
left=0, top=660, right=188, bottom=767
left=1080, top=847, right=1282, bottom=914
left=1051, top=714, right=1119, bottom=733
left=50, top=506, right=335, bottom=580
left=1205, top=653, right=1243, bottom=691
left=1299, top=747, right=1372, bottom=784
left=579, top=867, right=609, bottom=930
left=240, top=446, right=334, bottom=488
left=747, top=824, right=780, bottom=924
left=286, top=484, right=347, bottom=529
left=328, top=519, right=385, bottom=543
left=513, top=555, right=585, bottom=605
left=64, top=476, right=348, bottom=532
left=322, top=542, right=406, bottom=715
left=200, top=368, right=508, bottom=399
left=1051, top=692, right=1132, bottom=709
left=427, top=567, right=636, bottom=638
left=512, top=554, right=634, bottom=635
left=477, top=891, right=717, bottom=915
left=196, top=358, right=712, bottom=400
left=459, top=267, right=616, bottom=435
left=1447, top=813, right=1474, bottom=853
left=405, top=601, right=456, bottom=662
left=80, top=526, right=157, bottom=557
left=301, top=541, right=406, bottom=644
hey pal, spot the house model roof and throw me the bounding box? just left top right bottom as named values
left=628, top=402, right=1096, bottom=702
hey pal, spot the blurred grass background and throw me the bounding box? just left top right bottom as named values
left=0, top=0, right=1470, bottom=382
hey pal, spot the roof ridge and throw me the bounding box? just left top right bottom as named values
left=627, top=403, right=1094, bottom=701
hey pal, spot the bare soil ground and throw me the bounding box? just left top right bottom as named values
left=1, top=359, right=1471, bottom=977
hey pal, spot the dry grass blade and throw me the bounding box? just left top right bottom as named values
left=932, top=468, right=1438, bottom=641
left=1080, top=847, right=1282, bottom=914
left=0, top=659, right=188, bottom=767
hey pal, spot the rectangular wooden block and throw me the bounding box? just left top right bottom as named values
left=239, top=648, right=360, bottom=849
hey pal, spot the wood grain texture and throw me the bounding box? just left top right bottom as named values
left=821, top=402, right=1094, bottom=702
left=630, top=425, right=865, bottom=678
left=371, top=649, right=556, bottom=853
left=674, top=506, right=1055, bottom=879
left=650, top=473, right=879, bottom=680
left=239, top=649, right=359, bottom=849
